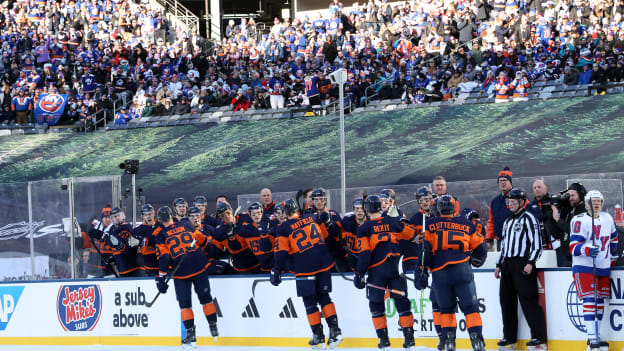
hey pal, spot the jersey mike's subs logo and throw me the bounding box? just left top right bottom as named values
left=56, top=285, right=102, bottom=331
left=38, top=94, right=65, bottom=113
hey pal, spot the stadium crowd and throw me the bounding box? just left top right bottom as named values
left=0, top=0, right=623, bottom=127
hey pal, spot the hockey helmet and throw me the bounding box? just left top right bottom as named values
left=379, top=188, right=396, bottom=201
left=193, top=195, right=207, bottom=206
left=311, top=188, right=327, bottom=199
left=507, top=188, right=527, bottom=202
left=415, top=186, right=432, bottom=200
left=157, top=206, right=174, bottom=223
left=283, top=199, right=299, bottom=216
left=436, top=195, right=456, bottom=215
left=584, top=190, right=604, bottom=205
left=216, top=202, right=233, bottom=216
left=364, top=195, right=382, bottom=214
left=141, top=204, right=155, bottom=215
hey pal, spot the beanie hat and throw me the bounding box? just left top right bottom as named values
left=102, top=204, right=112, bottom=218
left=567, top=182, right=587, bottom=199
left=498, top=166, right=513, bottom=184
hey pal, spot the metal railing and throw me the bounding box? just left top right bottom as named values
left=151, top=0, right=199, bottom=34
left=363, top=77, right=395, bottom=107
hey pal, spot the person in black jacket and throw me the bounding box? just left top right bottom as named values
left=551, top=182, right=587, bottom=267
left=172, top=96, right=191, bottom=115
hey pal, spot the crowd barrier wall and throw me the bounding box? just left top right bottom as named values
left=1, top=269, right=623, bottom=350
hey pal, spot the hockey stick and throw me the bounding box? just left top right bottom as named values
left=88, top=234, right=120, bottom=278
left=146, top=240, right=196, bottom=308
left=397, top=256, right=415, bottom=282
left=590, top=205, right=600, bottom=344
left=335, top=263, right=406, bottom=296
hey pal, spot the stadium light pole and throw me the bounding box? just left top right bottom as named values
left=329, top=69, right=348, bottom=215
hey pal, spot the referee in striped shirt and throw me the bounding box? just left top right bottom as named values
left=494, top=188, right=547, bottom=350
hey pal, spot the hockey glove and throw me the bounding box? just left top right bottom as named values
left=319, top=211, right=332, bottom=227
left=353, top=272, right=366, bottom=289
left=270, top=268, right=282, bottom=286
left=413, top=271, right=428, bottom=290
left=224, top=223, right=235, bottom=239
left=155, top=276, right=168, bottom=294
left=587, top=245, right=600, bottom=258
left=127, top=236, right=140, bottom=248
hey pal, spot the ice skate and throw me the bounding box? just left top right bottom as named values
left=327, top=324, right=343, bottom=349
left=402, top=326, right=415, bottom=350
left=526, top=339, right=547, bottom=351
left=599, top=340, right=609, bottom=351
left=469, top=332, right=485, bottom=351
left=309, top=326, right=326, bottom=350
left=497, top=338, right=516, bottom=351
left=377, top=327, right=391, bottom=350
left=444, top=332, right=456, bottom=351
left=436, top=332, right=445, bottom=351
left=181, top=326, right=197, bottom=349
left=209, top=321, right=219, bottom=342
left=586, top=339, right=603, bottom=351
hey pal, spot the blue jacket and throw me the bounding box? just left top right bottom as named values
left=578, top=69, right=592, bottom=85
left=486, top=192, right=512, bottom=240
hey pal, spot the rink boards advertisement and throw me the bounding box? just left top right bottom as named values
left=0, top=269, right=623, bottom=349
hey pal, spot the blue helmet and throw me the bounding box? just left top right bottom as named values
left=461, top=208, right=479, bottom=221
left=141, top=204, right=155, bottom=215
left=216, top=202, right=233, bottom=216
left=436, top=195, right=456, bottom=215
left=157, top=206, right=173, bottom=222
left=283, top=199, right=299, bottom=216
left=364, top=195, right=382, bottom=214
left=415, top=186, right=432, bottom=200
left=188, top=206, right=201, bottom=216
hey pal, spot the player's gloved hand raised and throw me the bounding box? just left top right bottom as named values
left=224, top=223, right=235, bottom=239
left=413, top=271, right=428, bottom=290
left=270, top=268, right=281, bottom=286
left=353, top=272, right=366, bottom=289
left=127, top=236, right=140, bottom=248
left=319, top=211, right=332, bottom=227
left=155, top=276, right=168, bottom=294
left=587, top=245, right=600, bottom=258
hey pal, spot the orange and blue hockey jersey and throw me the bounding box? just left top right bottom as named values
left=155, top=221, right=212, bottom=279
left=134, top=221, right=159, bottom=273
left=212, top=215, right=260, bottom=272
left=356, top=216, right=416, bottom=274
left=335, top=214, right=360, bottom=259
left=236, top=217, right=276, bottom=272
left=275, top=214, right=334, bottom=276
left=423, top=215, right=484, bottom=272
left=108, top=223, right=143, bottom=275
left=403, top=210, right=434, bottom=267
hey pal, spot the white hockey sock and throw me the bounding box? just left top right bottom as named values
left=583, top=299, right=598, bottom=341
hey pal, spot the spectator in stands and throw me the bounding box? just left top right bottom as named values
left=114, top=107, right=132, bottom=125
left=231, top=89, right=250, bottom=112
left=11, top=89, right=32, bottom=124
left=173, top=96, right=191, bottom=115
left=563, top=66, right=580, bottom=87
left=578, top=65, right=593, bottom=85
